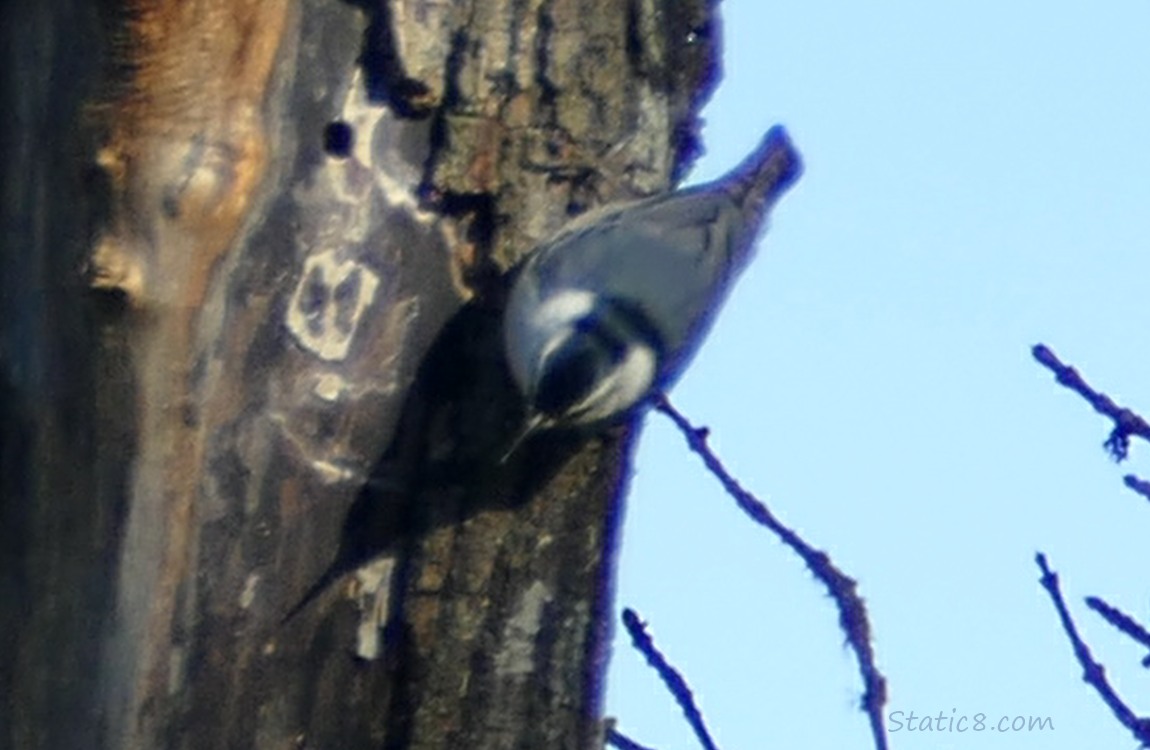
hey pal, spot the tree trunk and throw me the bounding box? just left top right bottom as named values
left=1, top=1, right=718, bottom=748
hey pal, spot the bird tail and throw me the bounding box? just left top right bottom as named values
left=722, top=125, right=803, bottom=228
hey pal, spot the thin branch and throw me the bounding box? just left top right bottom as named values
left=606, top=726, right=659, bottom=750
left=1035, top=553, right=1150, bottom=744
left=1085, top=596, right=1150, bottom=668
left=621, top=608, right=720, bottom=750
left=654, top=395, right=888, bottom=750
left=1123, top=474, right=1150, bottom=503
left=1032, top=344, right=1150, bottom=461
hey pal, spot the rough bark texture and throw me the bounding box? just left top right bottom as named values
left=1, top=0, right=719, bottom=748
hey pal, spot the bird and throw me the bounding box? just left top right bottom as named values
left=501, top=125, right=802, bottom=458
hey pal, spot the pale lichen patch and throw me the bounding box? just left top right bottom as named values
left=353, top=556, right=397, bottom=661
left=239, top=573, right=259, bottom=609
left=494, top=580, right=553, bottom=677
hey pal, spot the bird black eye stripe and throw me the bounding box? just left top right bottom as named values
left=533, top=337, right=604, bottom=417
left=532, top=299, right=664, bottom=419
left=573, top=315, right=628, bottom=362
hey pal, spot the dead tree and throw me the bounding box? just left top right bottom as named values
left=0, top=1, right=719, bottom=747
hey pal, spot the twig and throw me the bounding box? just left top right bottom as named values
left=654, top=395, right=888, bottom=750
left=1085, top=596, right=1150, bottom=668
left=1035, top=553, right=1150, bottom=743
left=605, top=725, right=659, bottom=750
left=621, top=608, right=720, bottom=750
left=1032, top=344, right=1150, bottom=461
left=1123, top=474, right=1150, bottom=503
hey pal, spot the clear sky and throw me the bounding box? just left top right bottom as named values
left=605, top=1, right=1150, bottom=748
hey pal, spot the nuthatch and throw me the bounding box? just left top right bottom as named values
left=502, top=125, right=802, bottom=456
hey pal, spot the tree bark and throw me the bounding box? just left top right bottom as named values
left=1, top=1, right=719, bottom=748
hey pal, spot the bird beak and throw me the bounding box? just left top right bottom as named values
left=500, top=412, right=547, bottom=464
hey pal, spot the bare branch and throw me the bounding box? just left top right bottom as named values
left=654, top=395, right=889, bottom=750
left=621, top=608, right=720, bottom=750
left=1084, top=596, right=1150, bottom=668
left=1122, top=474, right=1150, bottom=502
left=1032, top=344, right=1150, bottom=461
left=605, top=725, right=660, bottom=750
left=1035, top=553, right=1150, bottom=744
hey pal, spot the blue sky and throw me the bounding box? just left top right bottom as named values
left=605, top=1, right=1150, bottom=747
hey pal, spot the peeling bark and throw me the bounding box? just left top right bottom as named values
left=1, top=0, right=719, bottom=748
